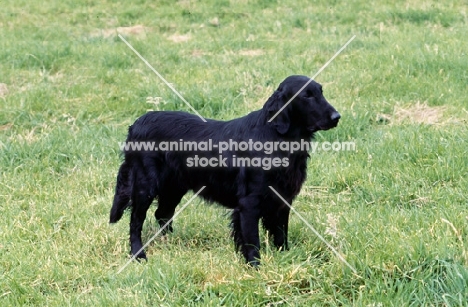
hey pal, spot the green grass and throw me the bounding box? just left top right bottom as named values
left=1, top=0, right=468, bottom=305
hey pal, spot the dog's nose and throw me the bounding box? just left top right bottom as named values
left=331, top=112, right=341, bottom=121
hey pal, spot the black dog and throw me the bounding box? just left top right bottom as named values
left=110, top=75, right=340, bottom=266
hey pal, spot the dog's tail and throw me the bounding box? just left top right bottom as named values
left=109, top=160, right=133, bottom=223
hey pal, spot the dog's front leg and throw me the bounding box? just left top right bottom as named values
left=273, top=205, right=290, bottom=251
left=238, top=196, right=261, bottom=266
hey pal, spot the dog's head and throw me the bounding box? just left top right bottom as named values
left=265, top=75, right=340, bottom=135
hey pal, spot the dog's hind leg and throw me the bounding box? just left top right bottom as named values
left=155, top=186, right=187, bottom=235
left=129, top=170, right=156, bottom=260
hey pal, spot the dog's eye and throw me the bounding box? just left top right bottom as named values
left=305, top=91, right=314, bottom=99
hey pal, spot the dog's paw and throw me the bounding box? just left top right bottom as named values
left=135, top=256, right=148, bottom=263
left=131, top=250, right=147, bottom=262
left=247, top=259, right=260, bottom=269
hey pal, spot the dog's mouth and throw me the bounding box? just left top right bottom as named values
left=307, top=120, right=339, bottom=132
left=307, top=112, right=340, bottom=132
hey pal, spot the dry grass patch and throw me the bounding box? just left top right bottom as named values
left=91, top=25, right=150, bottom=39
left=167, top=33, right=191, bottom=43
left=0, top=123, right=13, bottom=131
left=191, top=49, right=265, bottom=57
left=394, top=102, right=445, bottom=125
left=378, top=102, right=446, bottom=125
left=191, top=49, right=212, bottom=57
left=238, top=49, right=265, bottom=56
left=0, top=83, right=8, bottom=97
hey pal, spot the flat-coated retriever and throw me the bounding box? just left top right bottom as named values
left=110, top=75, right=340, bottom=266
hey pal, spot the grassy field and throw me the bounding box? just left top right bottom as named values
left=1, top=0, right=468, bottom=305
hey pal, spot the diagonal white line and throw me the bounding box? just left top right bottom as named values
left=268, top=186, right=359, bottom=276
left=117, top=186, right=206, bottom=274
left=268, top=35, right=356, bottom=123
left=118, top=34, right=207, bottom=122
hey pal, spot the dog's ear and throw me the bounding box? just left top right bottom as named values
left=265, top=85, right=290, bottom=134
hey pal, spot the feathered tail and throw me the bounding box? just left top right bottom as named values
left=109, top=161, right=133, bottom=223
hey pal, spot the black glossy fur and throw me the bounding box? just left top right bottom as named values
left=110, top=75, right=340, bottom=266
